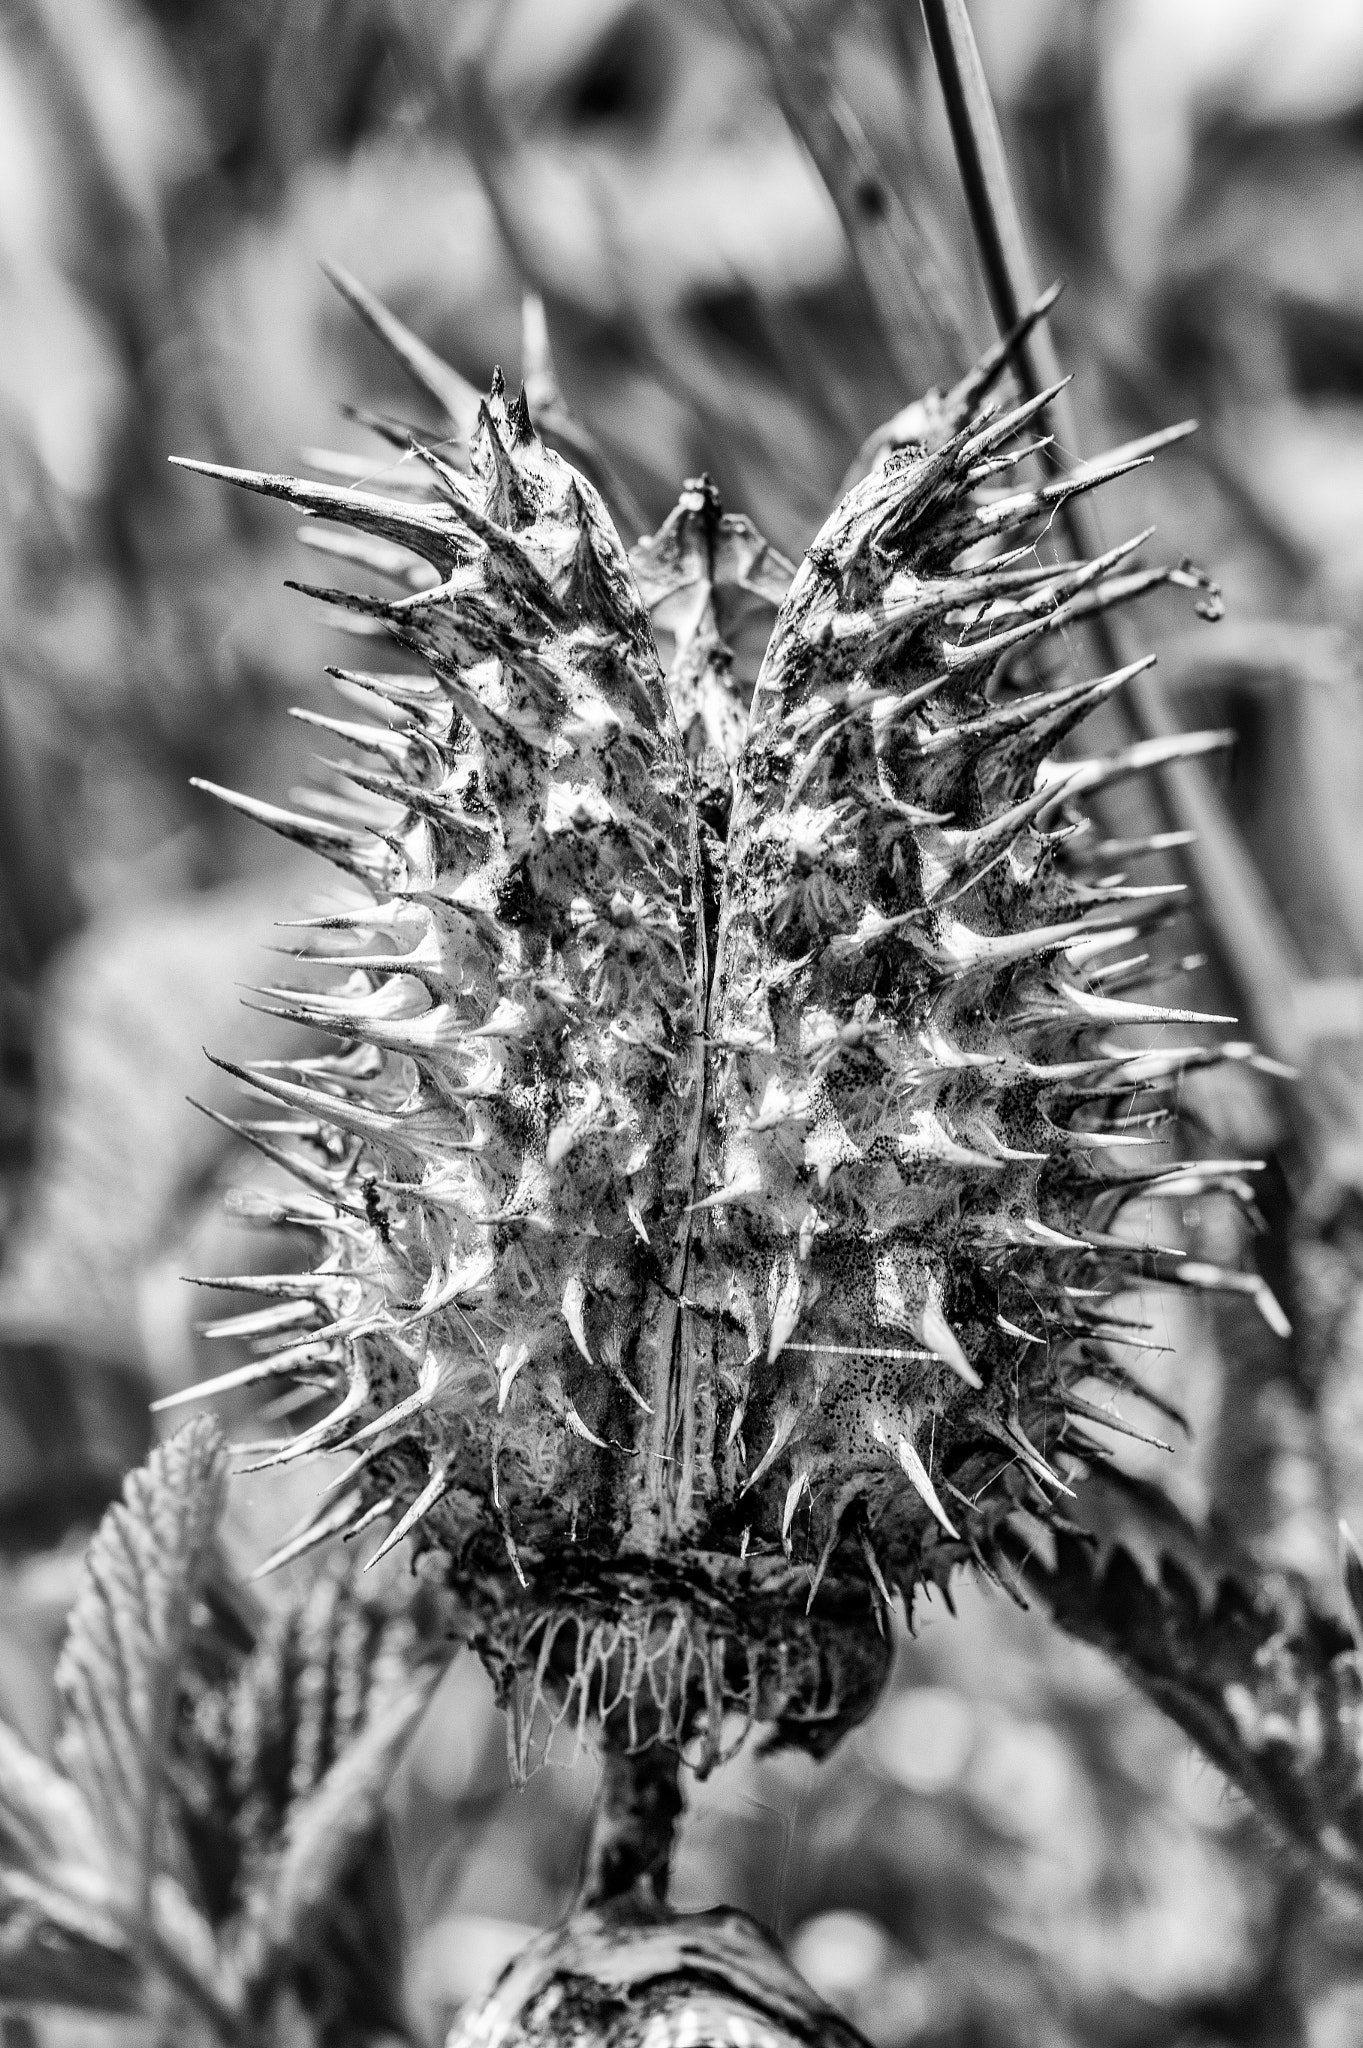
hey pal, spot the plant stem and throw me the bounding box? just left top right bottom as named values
left=577, top=1747, right=683, bottom=1908
left=916, top=0, right=1350, bottom=1165
left=918, top=0, right=1062, bottom=401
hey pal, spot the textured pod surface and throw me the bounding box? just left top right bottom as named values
left=178, top=288, right=1284, bottom=1762
left=447, top=1904, right=871, bottom=2048
left=184, top=386, right=708, bottom=1553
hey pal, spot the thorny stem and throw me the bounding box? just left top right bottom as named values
left=577, top=1746, right=684, bottom=1908
left=1002, top=1473, right=1363, bottom=1903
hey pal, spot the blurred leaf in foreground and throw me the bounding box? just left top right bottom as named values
left=0, top=1416, right=443, bottom=2044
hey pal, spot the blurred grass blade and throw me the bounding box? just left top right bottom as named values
left=723, top=0, right=969, bottom=384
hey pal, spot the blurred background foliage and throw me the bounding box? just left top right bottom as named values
left=4, top=0, right=1363, bottom=2042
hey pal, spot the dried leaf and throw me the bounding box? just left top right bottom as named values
left=55, top=1417, right=228, bottom=1912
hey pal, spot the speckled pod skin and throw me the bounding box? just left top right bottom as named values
left=445, top=1903, right=871, bottom=2048
left=177, top=303, right=1284, bottom=1768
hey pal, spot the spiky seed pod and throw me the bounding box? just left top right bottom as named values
left=687, top=403, right=1248, bottom=1593
left=177, top=286, right=1284, bottom=1774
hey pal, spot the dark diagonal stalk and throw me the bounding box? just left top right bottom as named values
left=916, top=0, right=1320, bottom=1094
left=729, top=0, right=1320, bottom=1132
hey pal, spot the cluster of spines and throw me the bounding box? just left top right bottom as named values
left=172, top=360, right=712, bottom=1588
left=169, top=277, right=1288, bottom=1747
left=691, top=351, right=1283, bottom=1600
